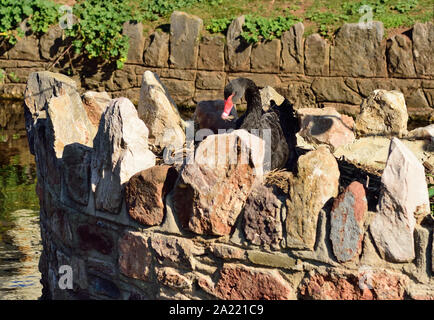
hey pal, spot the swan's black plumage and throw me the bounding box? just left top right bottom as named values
left=223, top=78, right=295, bottom=170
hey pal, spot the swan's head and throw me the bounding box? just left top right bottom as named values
left=222, top=78, right=254, bottom=120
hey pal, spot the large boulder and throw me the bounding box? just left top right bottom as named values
left=286, top=146, right=340, bottom=250
left=355, top=90, right=408, bottom=137
left=91, top=98, right=156, bottom=214
left=81, top=91, right=111, bottom=133
left=137, top=71, right=185, bottom=150
left=330, top=22, right=387, bottom=77
left=297, top=107, right=355, bottom=151
left=173, top=130, right=265, bottom=236
left=370, top=138, right=430, bottom=262
left=169, top=11, right=203, bottom=69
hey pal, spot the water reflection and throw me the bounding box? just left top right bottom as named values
left=0, top=100, right=41, bottom=300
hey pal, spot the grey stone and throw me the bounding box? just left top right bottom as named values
left=226, top=16, right=251, bottom=72
left=8, top=36, right=40, bottom=60
left=311, top=77, right=363, bottom=105
left=330, top=22, right=387, bottom=77
left=137, top=71, right=185, bottom=150
left=122, top=21, right=145, bottom=63
left=281, top=23, right=304, bottom=73
left=169, top=11, right=203, bottom=69
left=386, top=34, right=416, bottom=77
left=144, top=31, right=169, bottom=67
left=198, top=35, right=225, bottom=71
left=91, top=98, right=156, bottom=214
left=40, top=25, right=64, bottom=60
left=251, top=39, right=281, bottom=73
left=304, top=33, right=329, bottom=76
left=413, top=22, right=434, bottom=77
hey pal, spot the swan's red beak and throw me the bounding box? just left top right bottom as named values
left=222, top=94, right=234, bottom=119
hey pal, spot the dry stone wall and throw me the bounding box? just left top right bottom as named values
left=24, top=68, right=433, bottom=300
left=1, top=13, right=433, bottom=120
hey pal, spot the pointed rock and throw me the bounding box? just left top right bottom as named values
left=91, top=97, right=156, bottom=214
left=138, top=71, right=185, bottom=150
left=370, top=138, right=430, bottom=262
left=226, top=16, right=251, bottom=72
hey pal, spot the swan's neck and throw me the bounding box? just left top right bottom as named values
left=241, top=87, right=262, bottom=127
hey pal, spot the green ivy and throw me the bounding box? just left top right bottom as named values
left=240, top=14, right=302, bottom=44
left=66, top=0, right=133, bottom=69
left=0, top=0, right=59, bottom=44
left=206, top=17, right=232, bottom=33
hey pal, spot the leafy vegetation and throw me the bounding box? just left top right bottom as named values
left=428, top=174, right=434, bottom=216
left=0, top=0, right=432, bottom=65
left=0, top=0, right=59, bottom=44
left=241, top=14, right=302, bottom=43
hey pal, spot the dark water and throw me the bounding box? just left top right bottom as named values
left=0, top=101, right=41, bottom=300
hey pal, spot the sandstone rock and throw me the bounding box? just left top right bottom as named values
left=311, top=78, right=362, bottom=105
left=173, top=130, right=265, bottom=236
left=260, top=86, right=285, bottom=111
left=156, top=267, right=192, bottom=291
left=226, top=16, right=251, bottom=72
left=333, top=136, right=434, bottom=172
left=8, top=36, right=40, bottom=60
left=330, top=182, right=367, bottom=262
left=243, top=184, right=284, bottom=248
left=281, top=22, right=304, bottom=73
left=209, top=243, right=245, bottom=260
left=247, top=251, right=297, bottom=269
left=251, top=39, right=281, bottom=73
left=304, top=33, right=329, bottom=76
left=299, top=269, right=408, bottom=300
left=40, top=25, right=64, bottom=60
left=330, top=22, right=386, bottom=77
left=212, top=265, right=292, bottom=300
left=198, top=35, right=225, bottom=71
left=137, top=71, right=185, bottom=150
left=355, top=90, right=408, bottom=137
left=278, top=82, right=316, bottom=109
left=386, top=34, right=416, bottom=77
left=413, top=22, right=434, bottom=77
left=297, top=107, right=355, bottom=151
left=91, top=97, right=156, bottom=214
left=407, top=124, right=434, bottom=141
left=169, top=11, right=203, bottom=69
left=81, top=91, right=111, bottom=129
left=118, top=231, right=152, bottom=281
left=150, top=233, right=203, bottom=269
left=122, top=21, right=145, bottom=63
left=144, top=31, right=169, bottom=68
left=286, top=146, right=340, bottom=250
left=370, top=138, right=430, bottom=262
left=125, top=165, right=179, bottom=226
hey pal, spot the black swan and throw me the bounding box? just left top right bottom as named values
left=194, top=99, right=238, bottom=134
left=221, top=78, right=297, bottom=170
